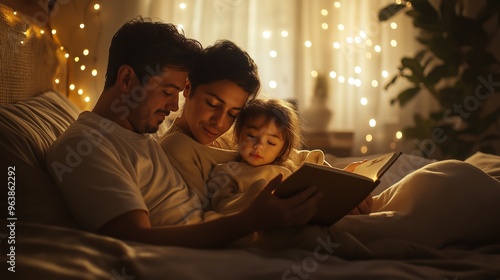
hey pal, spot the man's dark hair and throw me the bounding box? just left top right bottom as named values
left=104, top=17, right=202, bottom=89
left=188, top=40, right=260, bottom=101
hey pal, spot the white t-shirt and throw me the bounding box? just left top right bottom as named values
left=46, top=111, right=204, bottom=232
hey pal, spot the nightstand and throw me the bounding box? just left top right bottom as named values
left=302, top=130, right=354, bottom=157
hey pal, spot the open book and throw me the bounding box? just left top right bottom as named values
left=274, top=152, right=402, bottom=226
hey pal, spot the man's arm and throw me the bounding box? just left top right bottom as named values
left=98, top=175, right=322, bottom=248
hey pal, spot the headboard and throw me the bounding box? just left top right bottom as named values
left=0, top=2, right=67, bottom=103
left=0, top=1, right=79, bottom=228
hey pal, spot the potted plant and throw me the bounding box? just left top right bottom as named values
left=379, top=0, right=500, bottom=159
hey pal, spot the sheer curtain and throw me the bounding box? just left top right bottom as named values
left=60, top=0, right=421, bottom=156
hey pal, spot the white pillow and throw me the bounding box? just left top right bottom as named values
left=465, top=151, right=500, bottom=181
left=0, top=91, right=81, bottom=227
left=326, top=153, right=437, bottom=195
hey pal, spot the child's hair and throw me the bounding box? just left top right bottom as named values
left=234, top=99, right=302, bottom=166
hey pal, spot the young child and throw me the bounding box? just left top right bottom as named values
left=208, top=98, right=363, bottom=215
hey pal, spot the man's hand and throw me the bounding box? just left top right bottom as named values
left=242, top=174, right=323, bottom=231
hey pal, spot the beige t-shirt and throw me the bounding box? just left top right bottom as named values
left=46, top=111, right=204, bottom=231
left=159, top=131, right=239, bottom=209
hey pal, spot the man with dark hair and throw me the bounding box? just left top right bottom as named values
left=46, top=17, right=322, bottom=248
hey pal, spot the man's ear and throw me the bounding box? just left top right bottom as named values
left=183, top=80, right=191, bottom=98
left=116, top=65, right=136, bottom=91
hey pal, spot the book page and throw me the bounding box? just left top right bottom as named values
left=352, top=152, right=396, bottom=181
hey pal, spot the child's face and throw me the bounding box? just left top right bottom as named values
left=238, top=115, right=285, bottom=166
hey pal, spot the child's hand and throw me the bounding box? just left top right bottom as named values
left=342, top=159, right=367, bottom=172
left=349, top=195, right=373, bottom=215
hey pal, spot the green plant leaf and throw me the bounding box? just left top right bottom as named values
left=428, top=36, right=457, bottom=62
left=429, top=111, right=444, bottom=121
left=465, top=50, right=499, bottom=70
left=452, top=16, right=490, bottom=49
left=477, top=0, right=500, bottom=23
left=480, top=134, right=500, bottom=142
left=482, top=108, right=500, bottom=128
left=437, top=87, right=463, bottom=108
left=384, top=75, right=399, bottom=90
left=415, top=49, right=427, bottom=61
left=410, top=0, right=441, bottom=31
left=379, top=4, right=407, bottom=21
left=401, top=57, right=425, bottom=82
left=411, top=0, right=439, bottom=19
left=439, top=0, right=456, bottom=31
left=425, top=63, right=459, bottom=86
left=461, top=68, right=482, bottom=86
left=397, top=87, right=421, bottom=107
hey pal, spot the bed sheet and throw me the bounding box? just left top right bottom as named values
left=6, top=222, right=500, bottom=280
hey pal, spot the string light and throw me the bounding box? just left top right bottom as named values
left=297, top=5, right=406, bottom=153
left=53, top=2, right=105, bottom=107
left=54, top=3, right=403, bottom=151
left=360, top=146, right=368, bottom=154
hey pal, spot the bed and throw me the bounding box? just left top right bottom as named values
left=1, top=3, right=500, bottom=279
